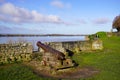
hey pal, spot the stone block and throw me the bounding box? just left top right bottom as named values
left=92, top=40, right=103, bottom=50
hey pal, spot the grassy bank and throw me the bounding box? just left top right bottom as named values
left=72, top=35, right=120, bottom=80
left=0, top=34, right=120, bottom=80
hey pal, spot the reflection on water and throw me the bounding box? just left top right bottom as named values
left=0, top=36, right=85, bottom=50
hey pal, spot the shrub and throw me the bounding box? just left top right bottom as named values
left=96, top=31, right=107, bottom=38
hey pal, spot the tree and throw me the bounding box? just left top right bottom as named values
left=112, top=15, right=120, bottom=32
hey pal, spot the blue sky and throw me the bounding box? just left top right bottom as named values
left=0, top=0, right=120, bottom=34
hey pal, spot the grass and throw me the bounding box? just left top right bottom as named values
left=0, top=63, right=57, bottom=80
left=0, top=34, right=120, bottom=80
left=72, top=36, right=120, bottom=80
left=0, top=64, right=40, bottom=80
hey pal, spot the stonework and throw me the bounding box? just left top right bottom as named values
left=42, top=40, right=103, bottom=53
left=0, top=39, right=103, bottom=65
left=0, top=42, right=33, bottom=64
left=41, top=52, right=63, bottom=68
left=92, top=40, right=103, bottom=50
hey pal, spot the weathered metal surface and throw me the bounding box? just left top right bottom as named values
left=37, top=41, right=65, bottom=60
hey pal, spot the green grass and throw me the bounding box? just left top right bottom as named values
left=0, top=35, right=120, bottom=80
left=0, top=63, right=57, bottom=80
left=72, top=36, right=120, bottom=80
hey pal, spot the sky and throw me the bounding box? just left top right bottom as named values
left=0, top=0, right=120, bottom=34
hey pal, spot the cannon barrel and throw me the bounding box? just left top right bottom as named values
left=37, top=41, right=65, bottom=60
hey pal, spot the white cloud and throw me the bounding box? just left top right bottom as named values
left=0, top=3, right=63, bottom=24
left=51, top=0, right=71, bottom=9
left=93, top=18, right=110, bottom=24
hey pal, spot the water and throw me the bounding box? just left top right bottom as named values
left=0, top=36, right=85, bottom=50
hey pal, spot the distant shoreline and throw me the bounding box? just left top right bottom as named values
left=0, top=34, right=88, bottom=37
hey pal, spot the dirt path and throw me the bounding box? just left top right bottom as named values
left=58, top=67, right=99, bottom=78
left=25, top=61, right=99, bottom=79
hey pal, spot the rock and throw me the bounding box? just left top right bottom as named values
left=92, top=39, right=103, bottom=50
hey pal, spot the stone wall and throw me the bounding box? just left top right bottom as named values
left=40, top=39, right=103, bottom=53
left=0, top=39, right=103, bottom=64
left=0, top=42, right=33, bottom=64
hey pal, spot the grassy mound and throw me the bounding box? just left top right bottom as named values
left=96, top=31, right=107, bottom=38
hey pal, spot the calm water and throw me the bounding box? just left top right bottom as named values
left=0, top=36, right=85, bottom=50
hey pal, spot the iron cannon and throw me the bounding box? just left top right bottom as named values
left=37, top=41, right=65, bottom=60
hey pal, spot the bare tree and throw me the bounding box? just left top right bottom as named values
left=112, top=15, right=120, bottom=32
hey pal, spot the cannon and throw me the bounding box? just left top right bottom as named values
left=37, top=41, right=65, bottom=60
